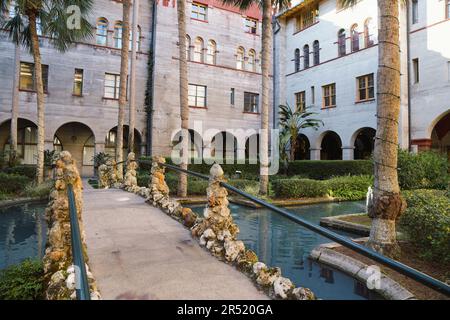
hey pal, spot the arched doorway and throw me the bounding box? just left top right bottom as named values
left=354, top=128, right=376, bottom=160
left=105, top=126, right=142, bottom=159
left=294, top=134, right=310, bottom=160
left=431, top=112, right=450, bottom=162
left=54, top=122, right=95, bottom=176
left=0, top=118, right=38, bottom=165
left=211, top=131, right=237, bottom=163
left=321, top=131, right=342, bottom=160
left=245, top=134, right=260, bottom=163
left=171, top=129, right=203, bottom=159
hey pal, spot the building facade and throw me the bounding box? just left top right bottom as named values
left=274, top=0, right=450, bottom=161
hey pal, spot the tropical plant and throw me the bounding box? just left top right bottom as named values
left=176, top=0, right=188, bottom=197
left=116, top=0, right=131, bottom=180
left=222, top=0, right=290, bottom=195
left=338, top=0, right=405, bottom=257
left=279, top=104, right=323, bottom=161
left=43, top=149, right=58, bottom=167
left=1, top=0, right=93, bottom=184
left=93, top=152, right=112, bottom=168
left=0, top=259, right=44, bottom=300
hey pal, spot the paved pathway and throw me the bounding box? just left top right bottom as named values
left=82, top=183, right=268, bottom=300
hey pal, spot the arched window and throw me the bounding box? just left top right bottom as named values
left=129, top=25, right=141, bottom=51
left=313, top=40, right=320, bottom=65
left=4, top=126, right=38, bottom=164
left=53, top=136, right=63, bottom=152
left=206, top=40, right=216, bottom=65
left=96, top=18, right=108, bottom=46
left=303, top=44, right=310, bottom=69
left=351, top=24, right=360, bottom=52
left=236, top=47, right=245, bottom=70
left=113, top=21, right=123, bottom=49
left=247, top=49, right=256, bottom=72
left=186, top=35, right=191, bottom=61
left=364, top=18, right=375, bottom=48
left=338, top=29, right=346, bottom=56
left=193, top=37, right=204, bottom=62
left=294, top=49, right=300, bottom=72
left=83, top=135, right=95, bottom=166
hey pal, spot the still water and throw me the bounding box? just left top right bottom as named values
left=190, top=201, right=382, bottom=300
left=0, top=202, right=47, bottom=270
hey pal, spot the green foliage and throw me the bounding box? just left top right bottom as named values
left=2, top=165, right=36, bottom=179
left=325, top=175, right=373, bottom=201
left=400, top=190, right=450, bottom=263
left=272, top=179, right=328, bottom=199
left=398, top=149, right=449, bottom=190
left=23, top=180, right=53, bottom=199
left=0, top=172, right=31, bottom=195
left=287, top=160, right=373, bottom=180
left=44, top=150, right=58, bottom=167
left=93, top=152, right=112, bottom=168
left=0, top=259, right=44, bottom=300
left=137, top=173, right=150, bottom=187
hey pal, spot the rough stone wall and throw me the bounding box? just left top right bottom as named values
left=123, top=152, right=140, bottom=193
left=43, top=151, right=100, bottom=300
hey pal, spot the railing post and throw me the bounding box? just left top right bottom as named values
left=43, top=151, right=100, bottom=300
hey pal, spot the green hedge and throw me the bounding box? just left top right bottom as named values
left=0, top=259, right=44, bottom=300
left=287, top=161, right=373, bottom=180
left=326, top=175, right=374, bottom=201
left=400, top=190, right=450, bottom=263
left=0, top=173, right=31, bottom=195
left=272, top=179, right=328, bottom=198
left=398, top=150, right=448, bottom=190
left=2, top=165, right=37, bottom=180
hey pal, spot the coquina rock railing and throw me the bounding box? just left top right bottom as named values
left=152, top=160, right=450, bottom=298
left=43, top=151, right=100, bottom=300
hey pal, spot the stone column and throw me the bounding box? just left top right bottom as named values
left=342, top=146, right=355, bottom=160
left=43, top=151, right=100, bottom=300
left=310, top=148, right=321, bottom=160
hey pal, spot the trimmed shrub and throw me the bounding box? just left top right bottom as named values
left=398, top=150, right=448, bottom=190
left=3, top=165, right=37, bottom=179
left=326, top=175, right=373, bottom=201
left=0, top=259, right=44, bottom=300
left=272, top=179, right=328, bottom=199
left=287, top=160, right=373, bottom=180
left=400, top=190, right=450, bottom=263
left=0, top=173, right=31, bottom=195
left=137, top=173, right=150, bottom=187
left=23, top=180, right=53, bottom=199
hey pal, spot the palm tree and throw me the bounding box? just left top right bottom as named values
left=128, top=0, right=139, bottom=153
left=223, top=0, right=290, bottom=195
left=10, top=43, right=20, bottom=165
left=116, top=0, right=131, bottom=180
left=338, top=0, right=406, bottom=257
left=278, top=104, right=323, bottom=161
left=1, top=0, right=93, bottom=183
left=176, top=0, right=188, bottom=197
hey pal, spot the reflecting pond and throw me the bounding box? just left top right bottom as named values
left=0, top=202, right=47, bottom=270
left=189, top=201, right=382, bottom=300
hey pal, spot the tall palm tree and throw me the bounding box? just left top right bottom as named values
left=176, top=0, right=188, bottom=197
left=339, top=0, right=406, bottom=257
left=117, top=0, right=131, bottom=179
left=128, top=0, right=139, bottom=153
left=278, top=104, right=323, bottom=160
left=10, top=43, right=20, bottom=165
left=1, top=0, right=93, bottom=183
left=223, top=0, right=290, bottom=195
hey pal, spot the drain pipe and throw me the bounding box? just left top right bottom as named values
left=146, top=0, right=158, bottom=156
left=406, top=2, right=412, bottom=151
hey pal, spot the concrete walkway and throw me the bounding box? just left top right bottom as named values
left=82, top=183, right=268, bottom=300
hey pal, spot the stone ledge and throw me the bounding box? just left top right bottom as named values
left=320, top=214, right=371, bottom=236
left=310, top=246, right=415, bottom=300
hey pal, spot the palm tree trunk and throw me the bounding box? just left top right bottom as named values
left=117, top=0, right=131, bottom=180
left=128, top=0, right=139, bottom=153
left=10, top=44, right=20, bottom=165
left=259, top=0, right=272, bottom=195
left=29, top=12, right=45, bottom=184
left=177, top=0, right=188, bottom=197
left=290, top=137, right=297, bottom=161
left=367, top=0, right=406, bottom=257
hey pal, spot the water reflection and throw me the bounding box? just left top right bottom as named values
left=190, top=201, right=382, bottom=300
left=0, top=202, right=47, bottom=269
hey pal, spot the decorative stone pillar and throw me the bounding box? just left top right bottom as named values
left=123, top=152, right=139, bottom=192
left=310, top=148, right=321, bottom=160
left=43, top=151, right=100, bottom=300
left=342, top=146, right=355, bottom=160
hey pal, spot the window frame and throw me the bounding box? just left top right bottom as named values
left=313, top=40, right=320, bottom=65
left=351, top=24, right=360, bottom=52
left=412, top=0, right=419, bottom=24
left=247, top=49, right=256, bottom=72
left=206, top=39, right=216, bottom=65
left=322, top=83, right=336, bottom=109
left=96, top=17, right=108, bottom=46
left=73, top=68, right=84, bottom=96
left=356, top=73, right=375, bottom=102
left=412, top=58, right=420, bottom=84
left=193, top=37, right=204, bottom=63
left=236, top=47, right=245, bottom=70
left=188, top=84, right=207, bottom=108
left=113, top=21, right=123, bottom=49
left=338, top=29, right=346, bottom=57
left=104, top=73, right=121, bottom=100
left=245, top=17, right=258, bottom=34
left=191, top=2, right=208, bottom=21
left=295, top=4, right=319, bottom=33
left=295, top=91, right=306, bottom=112
left=244, top=92, right=259, bottom=114
left=303, top=44, right=310, bottom=69
left=19, top=61, right=49, bottom=93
